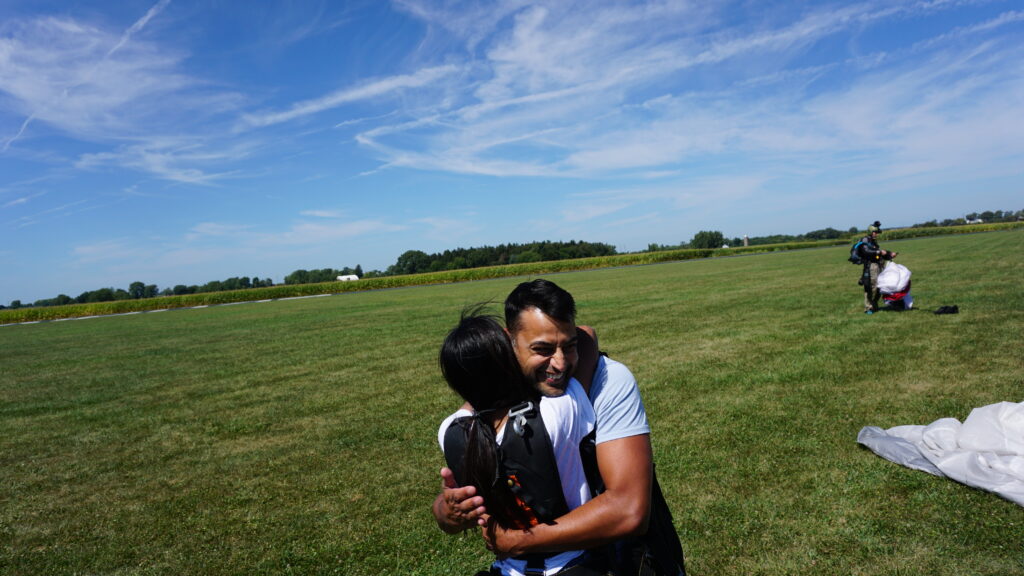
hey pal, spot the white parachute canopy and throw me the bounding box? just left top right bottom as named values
left=858, top=401, right=1024, bottom=507
left=877, top=262, right=911, bottom=294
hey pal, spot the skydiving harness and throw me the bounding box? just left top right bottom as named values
left=444, top=400, right=571, bottom=575
left=444, top=395, right=687, bottom=576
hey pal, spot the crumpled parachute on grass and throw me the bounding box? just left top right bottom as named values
left=858, top=401, right=1024, bottom=507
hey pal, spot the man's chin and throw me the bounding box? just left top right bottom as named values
left=535, top=378, right=569, bottom=397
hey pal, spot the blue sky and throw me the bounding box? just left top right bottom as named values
left=1, top=0, right=1021, bottom=304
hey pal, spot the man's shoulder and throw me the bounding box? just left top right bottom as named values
left=591, top=355, right=649, bottom=442
left=597, top=355, right=637, bottom=383
left=591, top=355, right=640, bottom=403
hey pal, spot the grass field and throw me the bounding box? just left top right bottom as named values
left=2, top=230, right=1022, bottom=575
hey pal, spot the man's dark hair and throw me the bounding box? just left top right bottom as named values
left=504, top=279, right=576, bottom=333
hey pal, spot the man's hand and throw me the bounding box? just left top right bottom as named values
left=482, top=518, right=531, bottom=558
left=432, top=467, right=486, bottom=534
left=477, top=434, right=654, bottom=555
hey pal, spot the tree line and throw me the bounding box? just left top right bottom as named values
left=283, top=266, right=364, bottom=285
left=648, top=226, right=857, bottom=251
left=5, top=210, right=1020, bottom=309
left=3, top=240, right=614, bottom=309
left=8, top=277, right=278, bottom=310
left=384, top=240, right=617, bottom=276
left=646, top=208, right=1023, bottom=252
left=911, top=209, right=1022, bottom=228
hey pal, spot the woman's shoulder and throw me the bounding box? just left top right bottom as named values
left=437, top=408, right=473, bottom=449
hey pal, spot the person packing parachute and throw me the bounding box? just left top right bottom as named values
left=851, top=221, right=898, bottom=314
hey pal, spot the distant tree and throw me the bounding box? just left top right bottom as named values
left=32, top=294, right=73, bottom=307
left=82, top=288, right=116, bottom=303
left=129, top=281, right=146, bottom=299
left=308, top=268, right=335, bottom=283
left=354, top=264, right=363, bottom=277
left=803, top=227, right=844, bottom=240
left=143, top=284, right=159, bottom=298
left=848, top=226, right=858, bottom=234
left=199, top=280, right=223, bottom=293
left=690, top=230, right=725, bottom=249
left=512, top=250, right=543, bottom=263
left=390, top=250, right=431, bottom=275
left=10, top=300, right=22, bottom=309
left=284, top=270, right=309, bottom=285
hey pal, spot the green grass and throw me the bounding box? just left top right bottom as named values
left=2, top=230, right=1022, bottom=575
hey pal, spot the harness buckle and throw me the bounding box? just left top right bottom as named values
left=507, top=401, right=535, bottom=437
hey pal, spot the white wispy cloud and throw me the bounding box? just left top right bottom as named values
left=0, top=5, right=252, bottom=188
left=106, top=0, right=172, bottom=58
left=6, top=199, right=94, bottom=229
left=300, top=210, right=347, bottom=219
left=72, top=238, right=148, bottom=264
left=392, top=0, right=533, bottom=52
left=183, top=215, right=406, bottom=247
left=1, top=113, right=36, bottom=151
left=75, top=142, right=251, bottom=185
left=185, top=222, right=253, bottom=241
left=359, top=0, right=1024, bottom=187
left=241, top=65, right=460, bottom=128
left=561, top=201, right=631, bottom=224
left=272, top=219, right=406, bottom=245
left=0, top=15, right=194, bottom=140
left=413, top=215, right=483, bottom=241
left=2, top=190, right=46, bottom=209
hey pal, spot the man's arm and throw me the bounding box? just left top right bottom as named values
left=485, top=433, right=653, bottom=555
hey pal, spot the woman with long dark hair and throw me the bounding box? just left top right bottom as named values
left=437, top=310, right=598, bottom=576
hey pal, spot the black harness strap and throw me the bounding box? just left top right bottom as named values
left=498, top=401, right=570, bottom=523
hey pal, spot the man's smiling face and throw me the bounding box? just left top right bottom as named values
left=510, top=307, right=578, bottom=397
